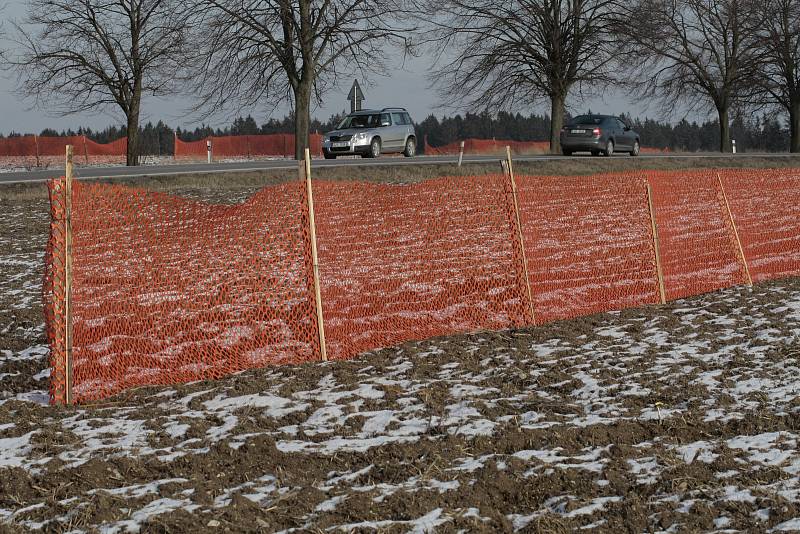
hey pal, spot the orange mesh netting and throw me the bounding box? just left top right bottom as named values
left=313, top=175, right=532, bottom=361
left=43, top=180, right=69, bottom=404
left=44, top=178, right=320, bottom=404
left=43, top=167, right=800, bottom=404
left=174, top=134, right=323, bottom=160
left=422, top=137, right=670, bottom=156
left=423, top=137, right=549, bottom=156
left=516, top=173, right=661, bottom=323
left=0, top=136, right=126, bottom=168
left=719, top=168, right=800, bottom=282
left=0, top=135, right=39, bottom=157
left=648, top=170, right=749, bottom=301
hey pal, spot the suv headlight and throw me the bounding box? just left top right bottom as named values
left=354, top=132, right=369, bottom=141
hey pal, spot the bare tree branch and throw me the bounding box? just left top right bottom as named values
left=186, top=0, right=416, bottom=159
left=616, top=0, right=766, bottom=152
left=9, top=0, right=191, bottom=165
left=755, top=0, right=800, bottom=152
left=417, top=0, right=622, bottom=153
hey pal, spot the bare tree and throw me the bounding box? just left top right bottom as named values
left=188, top=0, right=413, bottom=160
left=419, top=0, right=620, bottom=154
left=617, top=0, right=765, bottom=153
left=11, top=0, right=189, bottom=165
left=757, top=0, right=800, bottom=152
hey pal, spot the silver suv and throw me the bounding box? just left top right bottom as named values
left=322, top=108, right=416, bottom=159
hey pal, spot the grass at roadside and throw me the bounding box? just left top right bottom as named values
left=2, top=154, right=800, bottom=202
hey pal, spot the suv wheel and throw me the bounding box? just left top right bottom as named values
left=403, top=137, right=416, bottom=157
left=630, top=140, right=640, bottom=157
left=364, top=138, right=381, bottom=158
left=604, top=140, right=614, bottom=157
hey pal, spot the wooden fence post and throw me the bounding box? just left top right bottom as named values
left=82, top=135, right=89, bottom=164
left=34, top=135, right=40, bottom=168
left=646, top=182, right=667, bottom=304
left=301, top=148, right=328, bottom=361
left=504, top=146, right=536, bottom=325
left=65, top=145, right=75, bottom=405
left=717, top=172, right=753, bottom=287
left=458, top=141, right=465, bottom=168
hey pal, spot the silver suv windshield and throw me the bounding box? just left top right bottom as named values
left=338, top=114, right=382, bottom=129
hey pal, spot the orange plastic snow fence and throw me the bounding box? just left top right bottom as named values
left=174, top=134, right=323, bottom=160
left=423, top=137, right=549, bottom=156
left=647, top=170, right=750, bottom=301
left=0, top=136, right=126, bottom=168
left=718, top=168, right=800, bottom=282
left=45, top=178, right=321, bottom=404
left=422, top=137, right=670, bottom=156
left=516, top=173, right=662, bottom=323
left=313, top=175, right=532, bottom=361
left=43, top=167, right=800, bottom=404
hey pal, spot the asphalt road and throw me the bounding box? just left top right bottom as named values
left=1, top=153, right=798, bottom=185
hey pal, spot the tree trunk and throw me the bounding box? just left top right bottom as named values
left=790, top=99, right=800, bottom=153
left=294, top=81, right=312, bottom=160
left=717, top=106, right=731, bottom=153
left=550, top=93, right=566, bottom=154
left=126, top=88, right=142, bottom=166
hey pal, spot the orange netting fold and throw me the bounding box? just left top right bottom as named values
left=314, top=175, right=532, bottom=361
left=174, top=134, right=323, bottom=159
left=517, top=173, right=661, bottom=323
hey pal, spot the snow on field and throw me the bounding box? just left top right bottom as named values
left=2, top=190, right=800, bottom=531
left=0, top=274, right=799, bottom=531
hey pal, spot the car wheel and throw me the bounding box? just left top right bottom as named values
left=630, top=140, right=640, bottom=157
left=604, top=140, right=614, bottom=157
left=323, top=153, right=336, bottom=160
left=562, top=149, right=573, bottom=156
left=403, top=137, right=416, bottom=157
left=366, top=138, right=381, bottom=158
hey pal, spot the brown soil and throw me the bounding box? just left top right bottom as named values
left=1, top=168, right=799, bottom=532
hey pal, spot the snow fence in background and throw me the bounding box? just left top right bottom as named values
left=0, top=136, right=127, bottom=168
left=422, top=137, right=670, bottom=156
left=174, top=133, right=324, bottom=160
left=43, top=168, right=800, bottom=404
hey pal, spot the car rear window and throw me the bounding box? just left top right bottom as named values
left=570, top=115, right=604, bottom=126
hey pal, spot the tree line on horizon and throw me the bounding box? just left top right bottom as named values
left=0, top=111, right=789, bottom=154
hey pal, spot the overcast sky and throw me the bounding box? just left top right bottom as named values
left=0, top=0, right=702, bottom=135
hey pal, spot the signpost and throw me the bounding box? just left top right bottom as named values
left=348, top=80, right=364, bottom=113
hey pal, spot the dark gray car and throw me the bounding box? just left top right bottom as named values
left=322, top=108, right=416, bottom=159
left=559, top=115, right=640, bottom=157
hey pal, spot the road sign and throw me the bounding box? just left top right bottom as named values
left=347, top=80, right=364, bottom=113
